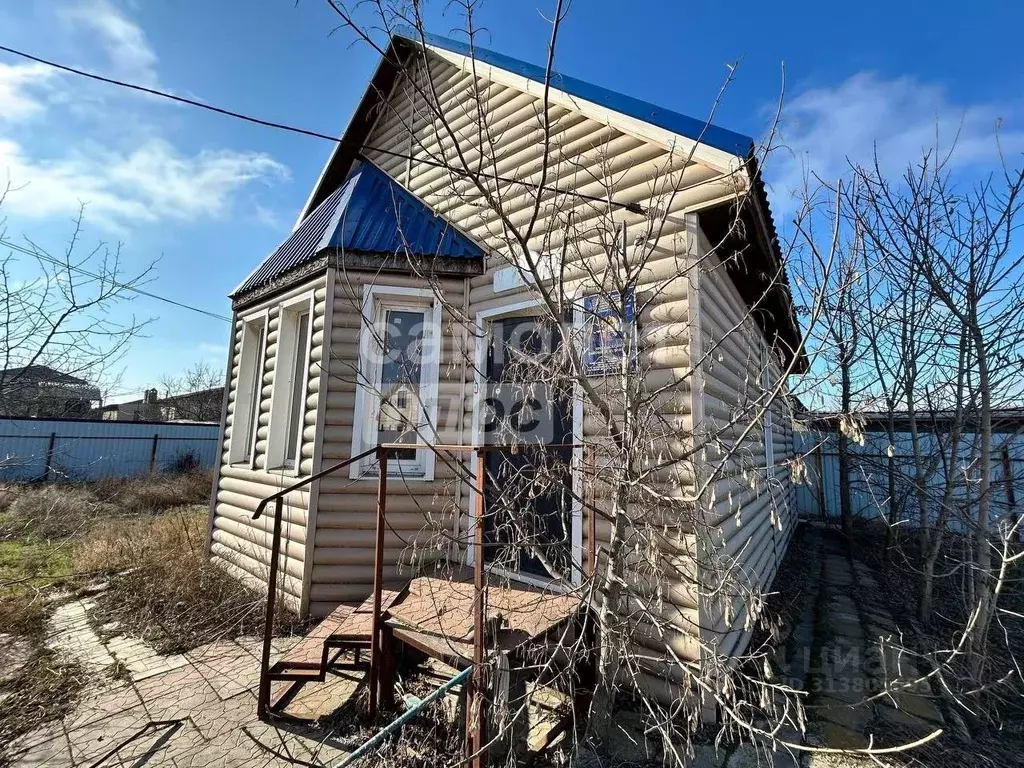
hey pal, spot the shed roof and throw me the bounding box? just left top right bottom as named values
left=233, top=162, right=484, bottom=297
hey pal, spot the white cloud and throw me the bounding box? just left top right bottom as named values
left=0, top=62, right=57, bottom=124
left=253, top=203, right=288, bottom=230
left=769, top=72, right=1024, bottom=206
left=58, top=0, right=159, bottom=84
left=0, top=137, right=289, bottom=230
left=0, top=1, right=290, bottom=233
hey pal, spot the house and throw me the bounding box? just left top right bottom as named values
left=99, top=387, right=224, bottom=422
left=208, top=28, right=802, bottom=709
left=0, top=365, right=102, bottom=418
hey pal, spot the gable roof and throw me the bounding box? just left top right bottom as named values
left=0, top=365, right=96, bottom=389
left=283, top=28, right=805, bottom=371
left=233, top=162, right=484, bottom=297
left=394, top=26, right=754, bottom=158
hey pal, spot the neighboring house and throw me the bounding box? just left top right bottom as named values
left=0, top=365, right=102, bottom=418
left=97, top=388, right=162, bottom=421
left=99, top=387, right=224, bottom=422
left=156, top=386, right=224, bottom=422
left=208, top=29, right=803, bottom=704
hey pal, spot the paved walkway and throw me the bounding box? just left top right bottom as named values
left=7, top=635, right=361, bottom=767
left=10, top=526, right=946, bottom=767
left=782, top=526, right=945, bottom=766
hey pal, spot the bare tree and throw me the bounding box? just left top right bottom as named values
left=157, top=360, right=224, bottom=422
left=0, top=185, right=150, bottom=417
left=847, top=144, right=1024, bottom=675
left=309, top=2, right=872, bottom=764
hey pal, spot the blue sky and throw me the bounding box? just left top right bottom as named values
left=1, top=0, right=1021, bottom=402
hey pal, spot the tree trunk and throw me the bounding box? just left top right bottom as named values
left=969, top=331, right=994, bottom=678
left=589, top=478, right=628, bottom=740
left=838, top=344, right=853, bottom=538
left=883, top=417, right=897, bottom=564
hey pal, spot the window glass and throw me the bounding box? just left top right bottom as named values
left=285, top=311, right=310, bottom=468
left=242, top=324, right=264, bottom=462
left=377, top=309, right=424, bottom=462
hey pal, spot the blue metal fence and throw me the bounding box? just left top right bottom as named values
left=0, top=417, right=220, bottom=482
left=795, top=427, right=1024, bottom=530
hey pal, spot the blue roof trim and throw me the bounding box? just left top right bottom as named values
left=234, top=163, right=483, bottom=297
left=394, top=25, right=754, bottom=157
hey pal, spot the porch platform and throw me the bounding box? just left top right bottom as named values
left=265, top=563, right=585, bottom=717
left=387, top=567, right=584, bottom=667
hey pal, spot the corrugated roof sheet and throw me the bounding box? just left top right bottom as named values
left=394, top=26, right=755, bottom=158
left=233, top=163, right=483, bottom=297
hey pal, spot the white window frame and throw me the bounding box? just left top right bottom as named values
left=230, top=309, right=268, bottom=466
left=350, top=285, right=441, bottom=480
left=267, top=292, right=315, bottom=473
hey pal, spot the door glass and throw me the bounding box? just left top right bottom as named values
left=483, top=316, right=572, bottom=579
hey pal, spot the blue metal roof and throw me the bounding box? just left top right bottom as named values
left=234, top=163, right=484, bottom=296
left=394, top=26, right=755, bottom=158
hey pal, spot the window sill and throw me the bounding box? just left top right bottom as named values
left=351, top=465, right=431, bottom=482
left=266, top=466, right=302, bottom=478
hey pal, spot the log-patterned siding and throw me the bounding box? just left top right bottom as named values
left=362, top=51, right=754, bottom=699
left=308, top=270, right=469, bottom=617
left=209, top=277, right=328, bottom=611
left=696, top=246, right=798, bottom=662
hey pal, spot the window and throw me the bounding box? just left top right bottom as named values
left=762, top=354, right=775, bottom=470
left=268, top=296, right=313, bottom=471
left=351, top=287, right=440, bottom=479
left=231, top=315, right=266, bottom=464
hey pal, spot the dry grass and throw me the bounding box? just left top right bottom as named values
left=76, top=505, right=293, bottom=653
left=0, top=587, right=85, bottom=763
left=0, top=470, right=212, bottom=544
left=1, top=485, right=115, bottom=541
left=0, top=590, right=50, bottom=639
left=90, top=470, right=212, bottom=514
left=0, top=470, right=237, bottom=764
left=0, top=649, right=84, bottom=757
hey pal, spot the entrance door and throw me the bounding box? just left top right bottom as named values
left=483, top=316, right=573, bottom=580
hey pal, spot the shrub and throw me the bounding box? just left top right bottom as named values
left=166, top=450, right=202, bottom=475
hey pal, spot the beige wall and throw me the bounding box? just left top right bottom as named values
left=209, top=43, right=798, bottom=695
left=304, top=268, right=470, bottom=617
left=695, top=243, right=798, bottom=665
left=209, top=277, right=328, bottom=612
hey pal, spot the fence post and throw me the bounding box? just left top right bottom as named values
left=149, top=433, right=159, bottom=474
left=816, top=445, right=828, bottom=521
left=1003, top=447, right=1018, bottom=537
left=42, top=432, right=57, bottom=482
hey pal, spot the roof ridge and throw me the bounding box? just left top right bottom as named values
left=392, top=24, right=754, bottom=157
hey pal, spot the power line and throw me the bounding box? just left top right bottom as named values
left=0, top=42, right=651, bottom=214
left=0, top=237, right=232, bottom=322
left=0, top=44, right=341, bottom=143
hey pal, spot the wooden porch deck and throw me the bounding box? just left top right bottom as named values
left=267, top=562, right=584, bottom=716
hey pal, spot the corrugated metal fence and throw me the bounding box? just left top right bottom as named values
left=0, top=417, right=220, bottom=482
left=795, top=428, right=1024, bottom=529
